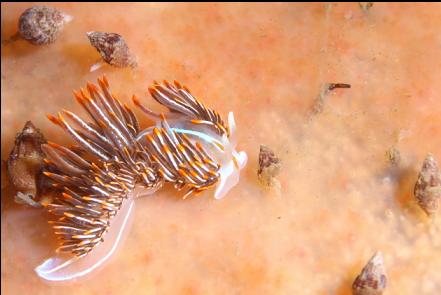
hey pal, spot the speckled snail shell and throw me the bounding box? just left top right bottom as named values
left=18, top=5, right=72, bottom=45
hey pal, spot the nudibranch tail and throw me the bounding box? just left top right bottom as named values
left=35, top=196, right=135, bottom=281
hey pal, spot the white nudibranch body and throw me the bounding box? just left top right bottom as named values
left=35, top=77, right=247, bottom=282
left=215, top=112, right=248, bottom=199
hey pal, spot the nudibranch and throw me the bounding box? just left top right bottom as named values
left=35, top=76, right=247, bottom=281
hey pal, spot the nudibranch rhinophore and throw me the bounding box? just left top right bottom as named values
left=35, top=76, right=247, bottom=281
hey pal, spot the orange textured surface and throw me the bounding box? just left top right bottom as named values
left=1, top=3, right=441, bottom=294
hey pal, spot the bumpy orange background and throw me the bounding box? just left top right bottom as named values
left=2, top=3, right=441, bottom=294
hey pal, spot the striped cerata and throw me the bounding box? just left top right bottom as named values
left=35, top=76, right=247, bottom=281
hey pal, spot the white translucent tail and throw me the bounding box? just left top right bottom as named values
left=35, top=197, right=135, bottom=281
